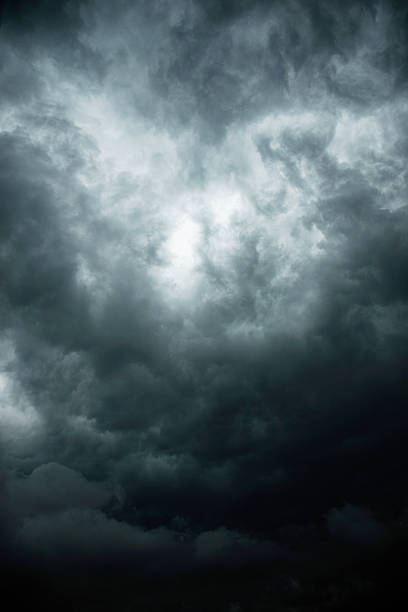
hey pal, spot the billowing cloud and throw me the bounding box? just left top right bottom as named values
left=0, top=0, right=407, bottom=608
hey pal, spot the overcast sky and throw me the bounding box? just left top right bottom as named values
left=1, top=0, right=408, bottom=608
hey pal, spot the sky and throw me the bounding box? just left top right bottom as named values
left=1, top=0, right=408, bottom=609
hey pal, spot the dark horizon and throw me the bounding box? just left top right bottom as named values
left=1, top=0, right=408, bottom=609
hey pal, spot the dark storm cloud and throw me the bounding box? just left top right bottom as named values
left=326, top=504, right=388, bottom=545
left=0, top=0, right=105, bottom=78
left=128, top=0, right=408, bottom=138
left=0, top=0, right=408, bottom=590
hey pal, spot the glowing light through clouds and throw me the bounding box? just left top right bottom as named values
left=1, top=1, right=408, bottom=608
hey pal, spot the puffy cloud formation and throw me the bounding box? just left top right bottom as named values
left=0, top=0, right=408, bottom=606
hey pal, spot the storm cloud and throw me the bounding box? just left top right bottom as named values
left=1, top=0, right=408, bottom=609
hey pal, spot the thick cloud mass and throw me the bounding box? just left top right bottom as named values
left=1, top=0, right=408, bottom=608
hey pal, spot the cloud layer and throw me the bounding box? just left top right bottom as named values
left=1, top=1, right=408, bottom=594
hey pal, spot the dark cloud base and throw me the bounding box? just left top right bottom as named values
left=1, top=0, right=408, bottom=609
left=2, top=534, right=408, bottom=611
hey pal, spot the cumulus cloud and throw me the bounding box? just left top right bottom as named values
left=8, top=463, right=113, bottom=517
left=16, top=508, right=182, bottom=571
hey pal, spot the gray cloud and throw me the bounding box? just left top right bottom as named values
left=0, top=3, right=407, bottom=603
left=327, top=503, right=388, bottom=545
left=8, top=462, right=113, bottom=517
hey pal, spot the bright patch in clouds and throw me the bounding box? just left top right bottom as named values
left=0, top=339, right=43, bottom=447
left=166, top=215, right=201, bottom=265
left=156, top=214, right=203, bottom=297
left=0, top=372, right=43, bottom=445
